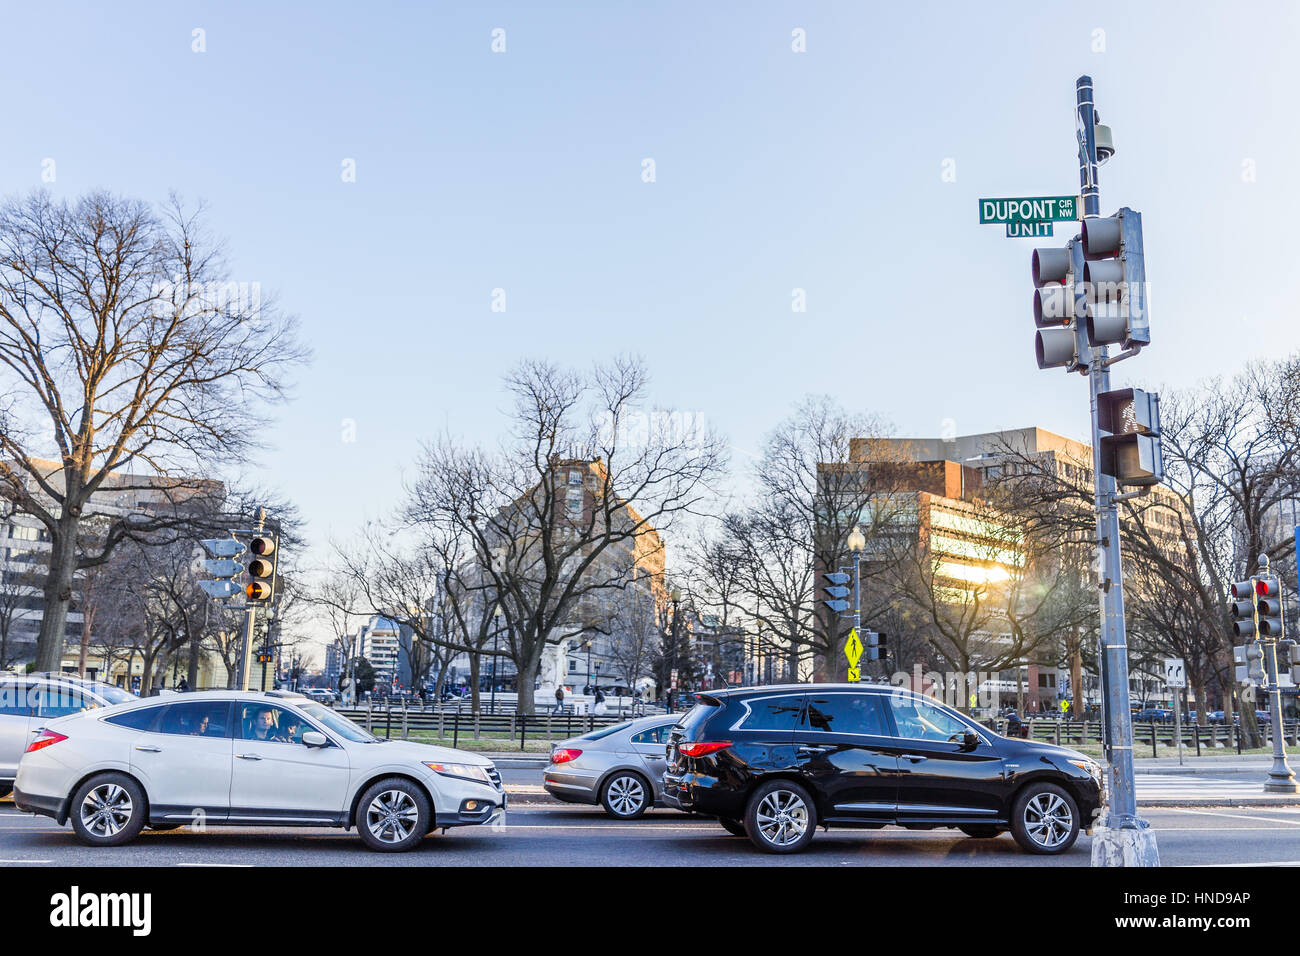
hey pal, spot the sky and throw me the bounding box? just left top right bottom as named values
left=3, top=0, right=1297, bottom=655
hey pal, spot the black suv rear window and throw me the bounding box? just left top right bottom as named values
left=734, top=694, right=805, bottom=732
left=676, top=699, right=722, bottom=739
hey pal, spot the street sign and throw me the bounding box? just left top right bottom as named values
left=845, top=628, right=863, bottom=667
left=203, top=558, right=243, bottom=577
left=979, top=196, right=1080, bottom=224
left=1060, top=699, right=1069, bottom=714
left=847, top=666, right=860, bottom=683
left=1006, top=221, right=1053, bottom=238
left=199, top=580, right=241, bottom=600
left=1164, top=658, right=1186, bottom=688
left=200, top=537, right=245, bottom=558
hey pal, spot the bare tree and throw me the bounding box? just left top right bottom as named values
left=407, top=357, right=725, bottom=714
left=0, top=190, right=307, bottom=671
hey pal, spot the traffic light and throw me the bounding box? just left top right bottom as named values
left=1256, top=579, right=1284, bottom=637
left=245, top=534, right=278, bottom=605
left=1097, top=387, right=1163, bottom=486
left=1234, top=643, right=1265, bottom=686
left=199, top=536, right=245, bottom=601
left=1230, top=579, right=1260, bottom=640
left=1032, top=240, right=1088, bottom=372
left=865, top=631, right=887, bottom=662
left=1279, top=640, right=1296, bottom=678
left=822, top=571, right=850, bottom=614
left=1080, top=207, right=1150, bottom=349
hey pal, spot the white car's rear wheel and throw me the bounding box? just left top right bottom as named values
left=69, top=773, right=146, bottom=847
left=357, top=778, right=431, bottom=852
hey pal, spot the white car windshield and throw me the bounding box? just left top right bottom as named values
left=298, top=703, right=378, bottom=742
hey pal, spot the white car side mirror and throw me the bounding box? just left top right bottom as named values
left=302, top=731, right=328, bottom=748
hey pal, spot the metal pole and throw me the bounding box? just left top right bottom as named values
left=1262, top=556, right=1297, bottom=792
left=1077, top=75, right=1156, bottom=865
left=239, top=605, right=257, bottom=692
left=1174, top=688, right=1183, bottom=766
left=852, top=552, right=862, bottom=680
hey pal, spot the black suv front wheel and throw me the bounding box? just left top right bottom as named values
left=1010, top=782, right=1080, bottom=854
left=744, top=779, right=817, bottom=854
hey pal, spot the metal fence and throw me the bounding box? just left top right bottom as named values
left=992, top=718, right=1300, bottom=756
left=336, top=703, right=630, bottom=750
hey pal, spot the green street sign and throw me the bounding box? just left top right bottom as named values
left=1006, top=221, right=1054, bottom=238
left=979, top=196, right=1079, bottom=224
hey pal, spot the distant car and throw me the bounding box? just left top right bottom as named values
left=303, top=688, right=336, bottom=705
left=1, top=674, right=136, bottom=799
left=14, top=690, right=505, bottom=851
left=544, top=715, right=681, bottom=818
left=1133, top=708, right=1171, bottom=722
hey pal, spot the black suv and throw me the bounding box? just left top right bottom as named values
left=662, top=684, right=1103, bottom=855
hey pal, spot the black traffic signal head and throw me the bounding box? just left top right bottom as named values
left=1230, top=579, right=1258, bottom=640
left=245, top=534, right=278, bottom=605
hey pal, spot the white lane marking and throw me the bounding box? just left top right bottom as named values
left=1163, top=807, right=1300, bottom=826
left=0, top=858, right=52, bottom=863
left=176, top=863, right=254, bottom=867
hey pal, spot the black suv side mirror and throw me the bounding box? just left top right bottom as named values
left=960, top=730, right=980, bottom=751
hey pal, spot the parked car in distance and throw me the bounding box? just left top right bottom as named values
left=302, top=688, right=337, bottom=705
left=1133, top=708, right=1172, bottom=722
left=544, top=714, right=681, bottom=818
left=1, top=673, right=136, bottom=799
left=663, top=684, right=1103, bottom=855
left=14, top=690, right=505, bottom=852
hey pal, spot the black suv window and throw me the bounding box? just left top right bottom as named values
left=802, top=693, right=888, bottom=736
left=735, top=694, right=805, bottom=732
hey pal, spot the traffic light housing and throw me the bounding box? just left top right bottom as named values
left=1256, top=579, right=1283, bottom=637
left=1230, top=579, right=1260, bottom=640
left=823, top=571, right=850, bottom=614
left=245, top=534, right=278, bottom=605
left=1097, top=387, right=1163, bottom=486
left=1032, top=239, right=1089, bottom=372
left=199, top=536, right=246, bottom=601
left=865, top=631, right=887, bottom=662
left=1234, top=643, right=1265, bottom=686
left=1081, top=207, right=1150, bottom=350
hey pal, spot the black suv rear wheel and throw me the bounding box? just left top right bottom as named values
left=744, top=779, right=817, bottom=854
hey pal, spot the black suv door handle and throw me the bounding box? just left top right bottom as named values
left=900, top=753, right=928, bottom=762
left=798, top=745, right=832, bottom=754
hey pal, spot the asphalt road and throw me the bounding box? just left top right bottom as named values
left=4, top=790, right=1300, bottom=866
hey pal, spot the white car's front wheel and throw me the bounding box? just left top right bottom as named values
left=357, top=778, right=431, bottom=852
left=69, top=773, right=147, bottom=847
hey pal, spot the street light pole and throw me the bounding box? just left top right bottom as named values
left=1077, top=75, right=1157, bottom=866
left=668, top=588, right=681, bottom=712
left=847, top=524, right=866, bottom=680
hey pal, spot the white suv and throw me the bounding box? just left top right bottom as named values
left=13, top=690, right=505, bottom=852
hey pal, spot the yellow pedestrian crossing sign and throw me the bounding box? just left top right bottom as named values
left=847, top=666, right=861, bottom=682
left=845, top=628, right=863, bottom=667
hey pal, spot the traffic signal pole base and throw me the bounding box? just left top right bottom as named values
left=1090, top=820, right=1160, bottom=867
left=1264, top=765, right=1297, bottom=794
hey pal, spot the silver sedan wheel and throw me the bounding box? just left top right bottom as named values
left=755, top=788, right=809, bottom=848
left=1023, top=791, right=1073, bottom=849
left=80, top=783, right=133, bottom=838
left=606, top=775, right=646, bottom=816
left=366, top=789, right=420, bottom=844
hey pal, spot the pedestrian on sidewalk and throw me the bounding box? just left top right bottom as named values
left=554, top=685, right=565, bottom=714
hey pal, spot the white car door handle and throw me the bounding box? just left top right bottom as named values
left=236, top=753, right=262, bottom=760
left=135, top=745, right=162, bottom=753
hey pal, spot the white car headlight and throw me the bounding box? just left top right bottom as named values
left=423, top=762, right=492, bottom=785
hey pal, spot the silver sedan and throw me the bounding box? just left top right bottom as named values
left=543, top=715, right=680, bottom=818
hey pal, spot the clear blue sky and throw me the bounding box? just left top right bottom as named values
left=3, top=1, right=1297, bottom=649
